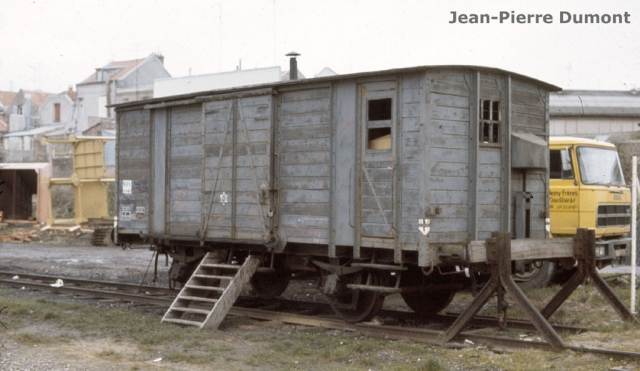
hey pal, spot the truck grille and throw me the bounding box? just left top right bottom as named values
left=597, top=205, right=630, bottom=227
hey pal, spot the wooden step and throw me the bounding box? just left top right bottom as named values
left=168, top=307, right=211, bottom=315
left=177, top=295, right=218, bottom=304
left=185, top=284, right=225, bottom=292
left=200, top=263, right=240, bottom=269
left=162, top=253, right=261, bottom=330
left=162, top=318, right=204, bottom=327
left=192, top=274, right=233, bottom=280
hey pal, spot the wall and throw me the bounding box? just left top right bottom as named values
left=551, top=117, right=640, bottom=136
left=39, top=94, right=75, bottom=127
left=76, top=82, right=106, bottom=134
left=119, top=56, right=171, bottom=90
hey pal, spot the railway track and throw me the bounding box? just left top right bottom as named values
left=1, top=270, right=639, bottom=360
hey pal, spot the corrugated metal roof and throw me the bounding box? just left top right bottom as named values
left=550, top=90, right=640, bottom=117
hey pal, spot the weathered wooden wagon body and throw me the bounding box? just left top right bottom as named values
left=115, top=65, right=560, bottom=321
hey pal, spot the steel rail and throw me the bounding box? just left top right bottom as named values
left=0, top=270, right=174, bottom=295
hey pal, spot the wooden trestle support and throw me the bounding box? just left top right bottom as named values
left=443, top=229, right=638, bottom=351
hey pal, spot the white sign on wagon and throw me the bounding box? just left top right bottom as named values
left=122, top=180, right=132, bottom=194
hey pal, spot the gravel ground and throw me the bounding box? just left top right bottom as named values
left=0, top=242, right=168, bottom=285
left=0, top=238, right=173, bottom=371
left=1, top=230, right=639, bottom=371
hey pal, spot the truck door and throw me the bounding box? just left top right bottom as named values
left=549, top=146, right=580, bottom=234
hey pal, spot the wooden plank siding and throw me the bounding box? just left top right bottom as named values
left=200, top=96, right=273, bottom=241
left=117, top=109, right=151, bottom=232
left=510, top=78, right=549, bottom=239
left=279, top=88, right=332, bottom=244
left=399, top=74, right=423, bottom=246
left=477, top=148, right=502, bottom=239
left=427, top=72, right=471, bottom=244
left=202, top=99, right=234, bottom=239
left=114, top=66, right=557, bottom=266
left=168, top=105, right=203, bottom=237
left=233, top=96, right=272, bottom=241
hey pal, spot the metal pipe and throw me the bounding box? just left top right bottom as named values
left=632, top=156, right=637, bottom=314
left=286, top=52, right=300, bottom=80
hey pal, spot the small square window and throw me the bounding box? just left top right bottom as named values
left=368, top=98, right=392, bottom=121
left=368, top=127, right=391, bottom=150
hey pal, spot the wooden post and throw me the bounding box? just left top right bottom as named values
left=443, top=232, right=566, bottom=351
left=542, top=229, right=638, bottom=323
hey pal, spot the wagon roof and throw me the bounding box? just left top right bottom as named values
left=113, top=64, right=562, bottom=110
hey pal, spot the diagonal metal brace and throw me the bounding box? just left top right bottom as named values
left=443, top=232, right=566, bottom=351
left=541, top=229, right=638, bottom=324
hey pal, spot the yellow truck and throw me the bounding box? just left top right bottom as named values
left=549, top=136, right=631, bottom=265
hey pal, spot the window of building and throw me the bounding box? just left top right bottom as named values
left=367, top=98, right=392, bottom=150
left=480, top=100, right=500, bottom=144
left=54, top=103, right=61, bottom=122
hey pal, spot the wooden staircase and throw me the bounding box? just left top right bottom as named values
left=161, top=253, right=261, bottom=329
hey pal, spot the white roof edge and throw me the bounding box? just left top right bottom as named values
left=0, top=163, right=50, bottom=170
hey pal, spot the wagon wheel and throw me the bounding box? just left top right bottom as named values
left=250, top=254, right=291, bottom=299
left=327, top=272, right=386, bottom=323
left=250, top=269, right=291, bottom=299
left=168, top=258, right=201, bottom=290
left=400, top=267, right=456, bottom=315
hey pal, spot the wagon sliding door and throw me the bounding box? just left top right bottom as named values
left=201, top=95, right=274, bottom=243
left=358, top=81, right=397, bottom=245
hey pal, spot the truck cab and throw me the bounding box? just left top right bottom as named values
left=549, top=136, right=630, bottom=266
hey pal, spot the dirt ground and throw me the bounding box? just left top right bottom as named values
left=0, top=233, right=414, bottom=371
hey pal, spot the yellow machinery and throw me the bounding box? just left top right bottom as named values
left=43, top=134, right=115, bottom=244
left=550, top=136, right=631, bottom=265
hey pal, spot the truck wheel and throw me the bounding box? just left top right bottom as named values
left=513, top=261, right=556, bottom=289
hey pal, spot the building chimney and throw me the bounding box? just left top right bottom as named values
left=286, top=52, right=300, bottom=80
left=153, top=52, right=165, bottom=65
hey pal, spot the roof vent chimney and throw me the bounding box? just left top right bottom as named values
left=286, top=52, right=300, bottom=80
left=153, top=52, right=165, bottom=65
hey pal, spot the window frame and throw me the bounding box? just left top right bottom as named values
left=479, top=99, right=501, bottom=145
left=365, top=95, right=394, bottom=153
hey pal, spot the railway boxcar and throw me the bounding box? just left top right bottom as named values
left=114, top=65, right=560, bottom=321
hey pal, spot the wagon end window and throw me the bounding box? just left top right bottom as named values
left=367, top=98, right=392, bottom=150
left=480, top=99, right=500, bottom=144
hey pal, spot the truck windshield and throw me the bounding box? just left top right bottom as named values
left=576, top=146, right=625, bottom=186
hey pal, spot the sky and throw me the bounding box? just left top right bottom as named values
left=0, top=0, right=639, bottom=93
